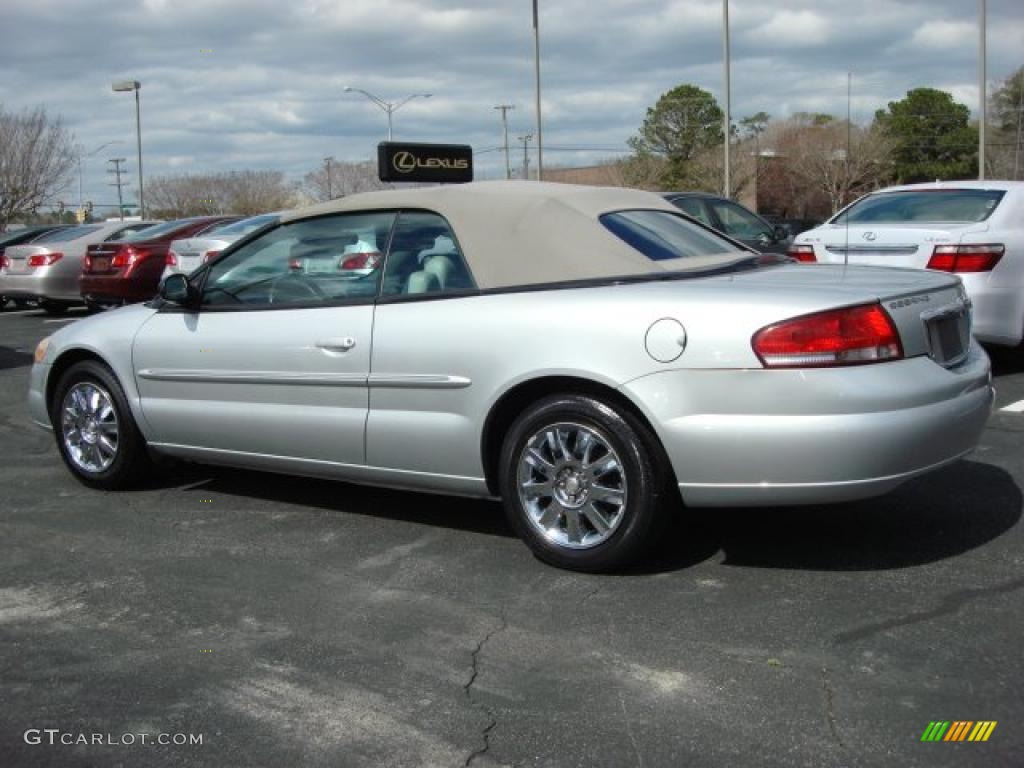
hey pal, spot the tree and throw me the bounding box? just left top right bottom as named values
left=0, top=105, right=76, bottom=229
left=874, top=88, right=976, bottom=182
left=628, top=84, right=724, bottom=187
left=739, top=112, right=771, bottom=140
left=304, top=158, right=390, bottom=202
left=146, top=170, right=298, bottom=218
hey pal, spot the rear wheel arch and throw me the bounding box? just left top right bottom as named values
left=480, top=375, right=675, bottom=497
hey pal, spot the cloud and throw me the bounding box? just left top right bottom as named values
left=0, top=0, right=1019, bottom=208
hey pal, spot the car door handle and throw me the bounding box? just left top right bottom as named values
left=316, top=337, right=356, bottom=352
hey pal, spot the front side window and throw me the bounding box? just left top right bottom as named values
left=833, top=190, right=1006, bottom=224
left=600, top=210, right=744, bottom=261
left=708, top=199, right=772, bottom=240
left=380, top=211, right=476, bottom=297
left=201, top=212, right=395, bottom=308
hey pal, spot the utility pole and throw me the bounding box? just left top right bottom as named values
left=107, top=158, right=127, bottom=221
left=722, top=0, right=731, bottom=198
left=518, top=134, right=533, bottom=180
left=846, top=71, right=852, bottom=206
left=494, top=105, right=515, bottom=179
left=978, top=0, right=987, bottom=180
left=324, top=157, right=333, bottom=199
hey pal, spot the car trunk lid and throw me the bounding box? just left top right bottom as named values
left=805, top=223, right=988, bottom=269
left=3, top=245, right=49, bottom=274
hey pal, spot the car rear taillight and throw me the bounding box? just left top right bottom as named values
left=28, top=252, right=63, bottom=267
left=111, top=247, right=142, bottom=268
left=203, top=250, right=221, bottom=263
left=339, top=251, right=381, bottom=271
left=166, top=250, right=179, bottom=267
left=752, top=303, right=902, bottom=368
left=0, top=254, right=9, bottom=269
left=787, top=244, right=817, bottom=262
left=926, top=244, right=1004, bottom=273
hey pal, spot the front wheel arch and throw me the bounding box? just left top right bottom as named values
left=480, top=375, right=676, bottom=498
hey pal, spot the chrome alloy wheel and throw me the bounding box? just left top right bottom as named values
left=61, top=382, right=119, bottom=474
left=517, top=422, right=628, bottom=549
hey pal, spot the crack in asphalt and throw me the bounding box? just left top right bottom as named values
left=834, top=576, right=1024, bottom=644
left=463, top=612, right=508, bottom=767
left=820, top=666, right=843, bottom=748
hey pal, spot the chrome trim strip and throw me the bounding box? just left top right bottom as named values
left=825, top=245, right=919, bottom=255
left=136, top=369, right=367, bottom=386
left=368, top=373, right=471, bottom=389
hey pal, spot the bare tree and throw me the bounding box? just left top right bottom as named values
left=771, top=118, right=894, bottom=214
left=304, top=158, right=390, bottom=201
left=146, top=170, right=299, bottom=218
left=0, top=105, right=76, bottom=228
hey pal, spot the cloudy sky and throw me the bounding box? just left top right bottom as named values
left=1, top=0, right=1021, bottom=208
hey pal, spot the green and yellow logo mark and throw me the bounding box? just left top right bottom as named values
left=921, top=721, right=997, bottom=742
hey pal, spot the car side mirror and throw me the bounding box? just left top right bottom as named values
left=773, top=225, right=790, bottom=241
left=160, top=273, right=196, bottom=307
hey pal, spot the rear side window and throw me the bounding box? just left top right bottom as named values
left=381, top=211, right=476, bottom=297
left=834, top=190, right=1005, bottom=224
left=115, top=219, right=195, bottom=242
left=33, top=225, right=101, bottom=243
left=601, top=210, right=742, bottom=261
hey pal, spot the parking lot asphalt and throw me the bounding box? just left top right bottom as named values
left=1, top=305, right=1022, bottom=768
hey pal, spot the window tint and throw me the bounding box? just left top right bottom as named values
left=601, top=210, right=742, bottom=261
left=381, top=211, right=476, bottom=296
left=33, top=225, right=101, bottom=243
left=201, top=212, right=395, bottom=308
left=834, top=190, right=1005, bottom=224
left=206, top=214, right=278, bottom=237
left=707, top=200, right=772, bottom=240
left=670, top=197, right=713, bottom=227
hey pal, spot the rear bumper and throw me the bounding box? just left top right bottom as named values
left=0, top=272, right=82, bottom=303
left=622, top=345, right=994, bottom=507
left=79, top=274, right=156, bottom=305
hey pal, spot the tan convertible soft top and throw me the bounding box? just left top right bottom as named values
left=280, top=181, right=743, bottom=289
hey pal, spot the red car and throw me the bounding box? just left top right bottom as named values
left=80, top=216, right=237, bottom=310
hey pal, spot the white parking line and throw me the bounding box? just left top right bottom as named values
left=0, top=309, right=38, bottom=317
left=42, top=318, right=78, bottom=324
left=1000, top=400, right=1024, bottom=413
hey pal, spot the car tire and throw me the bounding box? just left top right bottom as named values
left=498, top=394, right=673, bottom=572
left=40, top=300, right=68, bottom=316
left=50, top=360, right=153, bottom=490
left=84, top=300, right=104, bottom=314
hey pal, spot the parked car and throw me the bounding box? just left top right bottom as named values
left=762, top=214, right=822, bottom=239
left=0, top=222, right=157, bottom=314
left=80, top=216, right=238, bottom=310
left=789, top=181, right=1024, bottom=346
left=663, top=192, right=791, bottom=254
left=163, top=213, right=280, bottom=281
left=0, top=226, right=72, bottom=308
left=29, top=182, right=992, bottom=571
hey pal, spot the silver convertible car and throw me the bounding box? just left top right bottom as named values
left=28, top=182, right=993, bottom=571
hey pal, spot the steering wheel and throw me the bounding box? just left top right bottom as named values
left=267, top=273, right=328, bottom=304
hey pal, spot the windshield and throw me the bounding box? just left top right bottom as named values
left=33, top=225, right=102, bottom=243
left=114, top=219, right=197, bottom=242
left=601, top=210, right=746, bottom=261
left=833, top=189, right=1006, bottom=225
left=206, top=214, right=278, bottom=237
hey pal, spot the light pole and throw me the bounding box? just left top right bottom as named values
left=343, top=87, right=433, bottom=141
left=722, top=0, right=731, bottom=198
left=978, top=0, right=987, bottom=180
left=532, top=0, right=544, bottom=180
left=112, top=80, right=144, bottom=217
left=77, top=141, right=121, bottom=211
left=324, top=157, right=333, bottom=199
left=494, top=105, right=515, bottom=179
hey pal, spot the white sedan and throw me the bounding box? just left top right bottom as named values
left=789, top=180, right=1024, bottom=346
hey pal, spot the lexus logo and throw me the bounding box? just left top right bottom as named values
left=862, top=231, right=877, bottom=241
left=393, top=151, right=417, bottom=174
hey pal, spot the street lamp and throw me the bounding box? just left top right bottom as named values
left=343, top=86, right=433, bottom=141
left=77, top=141, right=121, bottom=212
left=112, top=80, right=145, bottom=217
